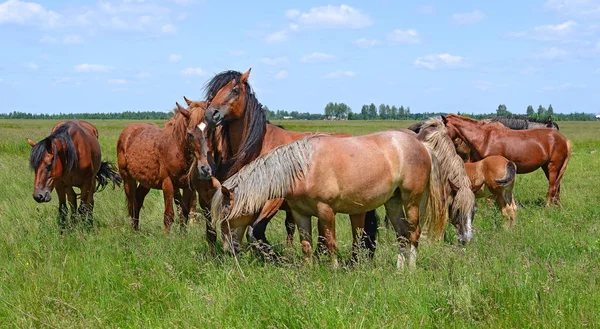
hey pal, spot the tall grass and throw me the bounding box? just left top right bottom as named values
left=0, top=119, right=599, bottom=328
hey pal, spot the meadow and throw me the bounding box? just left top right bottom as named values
left=0, top=119, right=599, bottom=328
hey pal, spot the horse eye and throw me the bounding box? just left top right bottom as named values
left=232, top=87, right=240, bottom=95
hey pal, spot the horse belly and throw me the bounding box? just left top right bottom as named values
left=120, top=142, right=163, bottom=188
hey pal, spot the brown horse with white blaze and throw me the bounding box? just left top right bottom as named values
left=211, top=131, right=446, bottom=270
left=27, top=120, right=121, bottom=231
left=441, top=114, right=571, bottom=207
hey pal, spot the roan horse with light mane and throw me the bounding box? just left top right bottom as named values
left=441, top=114, right=571, bottom=207
left=211, top=131, right=447, bottom=270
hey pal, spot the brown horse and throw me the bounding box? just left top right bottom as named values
left=464, top=156, right=518, bottom=229
left=441, top=114, right=571, bottom=207
left=211, top=131, right=446, bottom=270
left=203, top=68, right=378, bottom=258
left=116, top=103, right=213, bottom=232
left=27, top=120, right=121, bottom=231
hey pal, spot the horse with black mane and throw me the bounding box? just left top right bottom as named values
left=27, top=120, right=122, bottom=231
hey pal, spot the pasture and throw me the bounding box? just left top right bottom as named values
left=0, top=119, right=599, bottom=328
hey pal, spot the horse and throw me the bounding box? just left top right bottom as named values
left=210, top=131, right=447, bottom=270
left=464, top=156, right=518, bottom=229
left=202, top=68, right=378, bottom=258
left=441, top=114, right=572, bottom=207
left=116, top=103, right=213, bottom=233
left=408, top=117, right=477, bottom=244
left=486, top=115, right=559, bottom=131
left=27, top=120, right=122, bottom=231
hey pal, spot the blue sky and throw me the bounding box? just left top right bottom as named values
left=1, top=0, right=599, bottom=115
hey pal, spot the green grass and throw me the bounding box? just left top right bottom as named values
left=1, top=119, right=599, bottom=328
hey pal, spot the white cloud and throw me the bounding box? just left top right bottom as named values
left=544, top=0, right=600, bottom=17
left=41, top=34, right=83, bottom=45
left=354, top=38, right=380, bottom=48
left=265, top=29, right=288, bottom=43
left=300, top=52, right=335, bottom=63
left=274, top=70, right=288, bottom=80
left=229, top=50, right=246, bottom=56
left=0, top=0, right=61, bottom=28
left=108, top=78, right=128, bottom=85
left=451, top=10, right=486, bottom=25
left=168, top=54, right=181, bottom=62
left=414, top=53, right=466, bottom=70
left=294, top=5, right=372, bottom=29
left=181, top=67, right=208, bottom=76
left=509, top=21, right=578, bottom=41
left=388, top=29, right=420, bottom=44
left=417, top=5, right=434, bottom=15
left=543, top=82, right=586, bottom=91
left=135, top=72, right=150, bottom=79
left=161, top=24, right=176, bottom=33
left=75, top=63, right=114, bottom=72
left=535, top=47, right=569, bottom=60
left=26, top=62, right=38, bottom=70
left=474, top=80, right=508, bottom=91
left=323, top=70, right=357, bottom=78
left=289, top=23, right=299, bottom=31
left=285, top=9, right=300, bottom=18
left=260, top=56, right=289, bottom=66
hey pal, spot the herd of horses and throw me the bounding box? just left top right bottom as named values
left=27, top=68, right=572, bottom=269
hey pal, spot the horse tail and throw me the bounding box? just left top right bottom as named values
left=96, top=161, right=123, bottom=192
left=494, top=161, right=517, bottom=186
left=420, top=149, right=447, bottom=242
left=555, top=139, right=572, bottom=187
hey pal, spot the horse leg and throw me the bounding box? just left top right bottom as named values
left=55, top=184, right=69, bottom=233
left=174, top=189, right=183, bottom=224
left=123, top=178, right=140, bottom=230
left=493, top=189, right=513, bottom=230
left=161, top=178, right=175, bottom=233
left=66, top=186, right=77, bottom=224
left=134, top=185, right=150, bottom=221
left=349, top=213, right=366, bottom=262
left=285, top=210, right=296, bottom=247
left=318, top=210, right=338, bottom=268
left=292, top=210, right=313, bottom=266
left=386, top=192, right=420, bottom=271
left=316, top=219, right=329, bottom=257
left=178, top=188, right=195, bottom=233
left=78, top=180, right=94, bottom=229
left=543, top=161, right=564, bottom=207
left=363, top=209, right=378, bottom=258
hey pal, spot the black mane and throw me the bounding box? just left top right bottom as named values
left=29, top=123, right=79, bottom=171
left=204, top=70, right=267, bottom=179
left=490, top=115, right=559, bottom=130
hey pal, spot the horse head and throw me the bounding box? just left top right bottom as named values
left=27, top=130, right=71, bottom=203
left=177, top=101, right=215, bottom=180
left=204, top=68, right=251, bottom=126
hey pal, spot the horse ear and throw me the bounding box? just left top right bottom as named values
left=240, top=68, right=251, bottom=83
left=176, top=102, right=191, bottom=119
left=183, top=96, right=192, bottom=106
left=27, top=138, right=36, bottom=147
left=441, top=115, right=448, bottom=125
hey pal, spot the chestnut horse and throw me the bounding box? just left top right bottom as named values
left=116, top=103, right=213, bottom=232
left=203, top=68, right=378, bottom=258
left=464, top=156, right=518, bottom=229
left=441, top=114, right=571, bottom=206
left=27, top=120, right=122, bottom=231
left=211, top=131, right=446, bottom=270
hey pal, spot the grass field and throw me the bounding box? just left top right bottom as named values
left=0, top=119, right=599, bottom=328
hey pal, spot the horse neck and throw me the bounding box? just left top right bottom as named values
left=163, top=116, right=189, bottom=152
left=226, top=118, right=245, bottom=156
left=451, top=119, right=490, bottom=158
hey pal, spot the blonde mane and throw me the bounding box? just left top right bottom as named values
left=211, top=136, right=317, bottom=225
left=417, top=117, right=475, bottom=228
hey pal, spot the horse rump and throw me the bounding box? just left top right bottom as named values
left=494, top=161, right=517, bottom=186
left=96, top=161, right=123, bottom=191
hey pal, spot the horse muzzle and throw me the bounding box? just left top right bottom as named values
left=205, top=107, right=224, bottom=126
left=33, top=189, right=51, bottom=203
left=197, top=163, right=212, bottom=180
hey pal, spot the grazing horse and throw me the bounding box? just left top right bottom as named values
left=116, top=103, right=212, bottom=232
left=464, top=156, right=518, bottom=229
left=441, top=114, right=571, bottom=207
left=203, top=68, right=378, bottom=258
left=409, top=117, right=477, bottom=244
left=27, top=120, right=121, bottom=231
left=211, top=131, right=447, bottom=270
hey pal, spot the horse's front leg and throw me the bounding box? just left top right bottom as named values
left=161, top=178, right=175, bottom=233
left=178, top=187, right=195, bottom=233
left=350, top=212, right=366, bottom=262
left=55, top=183, right=68, bottom=234
left=292, top=210, right=313, bottom=266
left=78, top=179, right=95, bottom=228
left=66, top=186, right=77, bottom=223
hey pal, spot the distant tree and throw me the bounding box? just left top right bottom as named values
left=526, top=105, right=535, bottom=117
left=537, top=105, right=546, bottom=118
left=378, top=104, right=388, bottom=120
left=360, top=105, right=369, bottom=120
left=368, top=103, right=378, bottom=120
left=390, top=105, right=398, bottom=120
left=496, top=104, right=510, bottom=116
left=547, top=104, right=554, bottom=117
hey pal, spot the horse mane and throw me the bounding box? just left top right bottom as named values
left=487, top=115, right=559, bottom=130
left=211, top=137, right=315, bottom=224
left=163, top=106, right=190, bottom=148
left=417, top=117, right=474, bottom=223
left=204, top=70, right=268, bottom=179
left=29, top=123, right=78, bottom=172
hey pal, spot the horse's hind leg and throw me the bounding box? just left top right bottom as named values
left=66, top=187, right=77, bottom=223
left=178, top=188, right=195, bottom=233
left=285, top=210, right=296, bottom=247
left=161, top=178, right=176, bottom=233
left=385, top=192, right=420, bottom=270
left=123, top=178, right=140, bottom=230
left=55, top=184, right=69, bottom=233
left=292, top=210, right=314, bottom=266
left=134, top=185, right=150, bottom=227
left=79, top=179, right=95, bottom=229
left=493, top=188, right=514, bottom=230
left=316, top=205, right=338, bottom=268
left=544, top=161, right=565, bottom=207
left=349, top=212, right=366, bottom=262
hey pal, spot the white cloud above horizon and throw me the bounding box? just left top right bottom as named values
left=180, top=67, right=208, bottom=76
left=74, top=63, right=114, bottom=72
left=290, top=5, right=372, bottom=29
left=414, top=53, right=466, bottom=69
left=323, top=70, right=357, bottom=78
left=451, top=10, right=486, bottom=25
left=300, top=52, right=336, bottom=63
left=388, top=29, right=420, bottom=44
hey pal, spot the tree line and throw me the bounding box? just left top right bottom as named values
left=1, top=103, right=596, bottom=121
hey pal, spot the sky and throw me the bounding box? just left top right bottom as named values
left=0, top=0, right=599, bottom=115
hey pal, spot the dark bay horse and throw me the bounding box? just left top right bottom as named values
left=211, top=132, right=446, bottom=270
left=441, top=114, right=571, bottom=206
left=203, top=68, right=378, bottom=258
left=27, top=120, right=121, bottom=231
left=487, top=115, right=559, bottom=130
left=116, top=103, right=213, bottom=232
